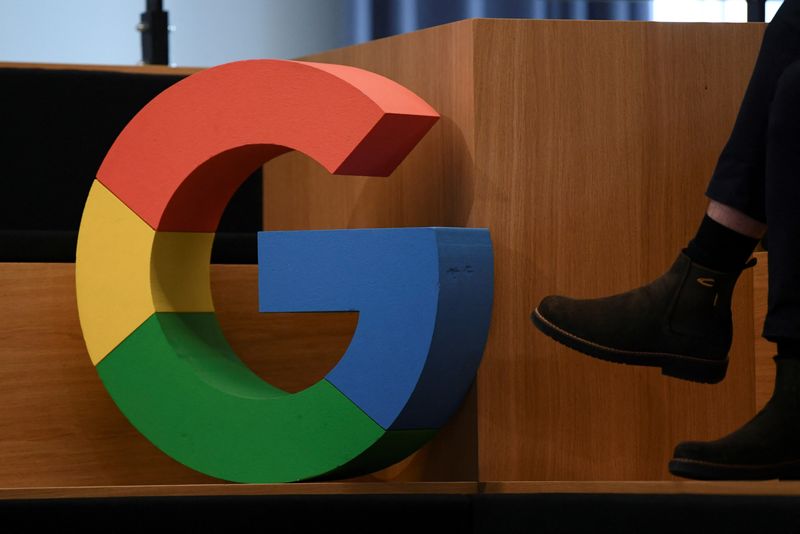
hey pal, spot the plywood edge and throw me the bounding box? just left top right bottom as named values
left=481, top=481, right=800, bottom=496
left=0, top=61, right=200, bottom=76
left=8, top=481, right=800, bottom=500
left=0, top=482, right=479, bottom=501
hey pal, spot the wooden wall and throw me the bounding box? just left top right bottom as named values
left=0, top=19, right=771, bottom=486
left=0, top=260, right=474, bottom=485
left=263, top=19, right=480, bottom=483
left=264, top=19, right=767, bottom=480
left=0, top=263, right=214, bottom=486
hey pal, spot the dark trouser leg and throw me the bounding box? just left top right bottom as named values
left=763, top=59, right=800, bottom=342
left=531, top=4, right=800, bottom=384
left=669, top=61, right=800, bottom=481
left=532, top=2, right=800, bottom=385
left=705, top=0, right=800, bottom=342
left=705, top=0, right=800, bottom=223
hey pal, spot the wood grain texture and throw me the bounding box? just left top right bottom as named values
left=472, top=19, right=762, bottom=482
left=264, top=20, right=480, bottom=483
left=0, top=21, right=768, bottom=486
left=210, top=265, right=356, bottom=393
left=0, top=50, right=477, bottom=485
left=0, top=263, right=213, bottom=486
left=263, top=20, right=476, bottom=232
left=0, top=263, right=451, bottom=486
left=265, top=19, right=766, bottom=480
left=213, top=265, right=478, bottom=483
left=752, top=251, right=775, bottom=411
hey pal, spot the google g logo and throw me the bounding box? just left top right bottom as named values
left=76, top=60, right=493, bottom=482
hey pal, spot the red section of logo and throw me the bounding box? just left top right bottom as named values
left=96, top=60, right=439, bottom=232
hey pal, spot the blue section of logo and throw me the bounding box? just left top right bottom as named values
left=257, top=227, right=493, bottom=430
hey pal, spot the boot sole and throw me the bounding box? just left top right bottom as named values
left=531, top=308, right=728, bottom=384
left=669, top=457, right=800, bottom=481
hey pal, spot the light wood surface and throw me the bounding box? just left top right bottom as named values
left=752, top=251, right=776, bottom=411
left=0, top=263, right=213, bottom=486
left=265, top=19, right=766, bottom=481
left=0, top=263, right=470, bottom=486
left=264, top=19, right=480, bottom=483
left=212, top=264, right=478, bottom=483
left=210, top=264, right=356, bottom=393
left=264, top=20, right=476, bottom=232
left=472, top=19, right=762, bottom=482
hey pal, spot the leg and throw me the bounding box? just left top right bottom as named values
left=686, top=0, right=800, bottom=272
left=706, top=200, right=765, bottom=239
left=532, top=0, right=800, bottom=384
left=762, top=59, right=800, bottom=343
left=706, top=0, right=800, bottom=224
left=670, top=61, right=800, bottom=480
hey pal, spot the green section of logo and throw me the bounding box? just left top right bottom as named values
left=97, top=312, right=433, bottom=482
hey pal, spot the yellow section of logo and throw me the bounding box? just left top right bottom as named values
left=76, top=181, right=215, bottom=364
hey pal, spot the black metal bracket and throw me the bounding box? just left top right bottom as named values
left=747, top=0, right=767, bottom=22
left=138, top=0, right=169, bottom=65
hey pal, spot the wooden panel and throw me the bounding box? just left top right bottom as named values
left=0, top=263, right=211, bottom=486
left=266, top=20, right=766, bottom=480
left=210, top=265, right=356, bottom=394
left=263, top=20, right=480, bottom=483
left=0, top=482, right=477, bottom=501
left=263, top=19, right=477, bottom=231
left=752, top=251, right=776, bottom=411
left=7, top=480, right=800, bottom=500
left=0, top=21, right=768, bottom=485
left=214, top=264, right=479, bottom=483
left=472, top=20, right=763, bottom=481
left=0, top=263, right=468, bottom=486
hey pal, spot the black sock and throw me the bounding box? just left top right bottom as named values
left=684, top=214, right=759, bottom=271
left=777, top=338, right=800, bottom=361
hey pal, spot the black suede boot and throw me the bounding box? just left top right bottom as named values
left=531, top=253, right=755, bottom=384
left=669, top=356, right=800, bottom=480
